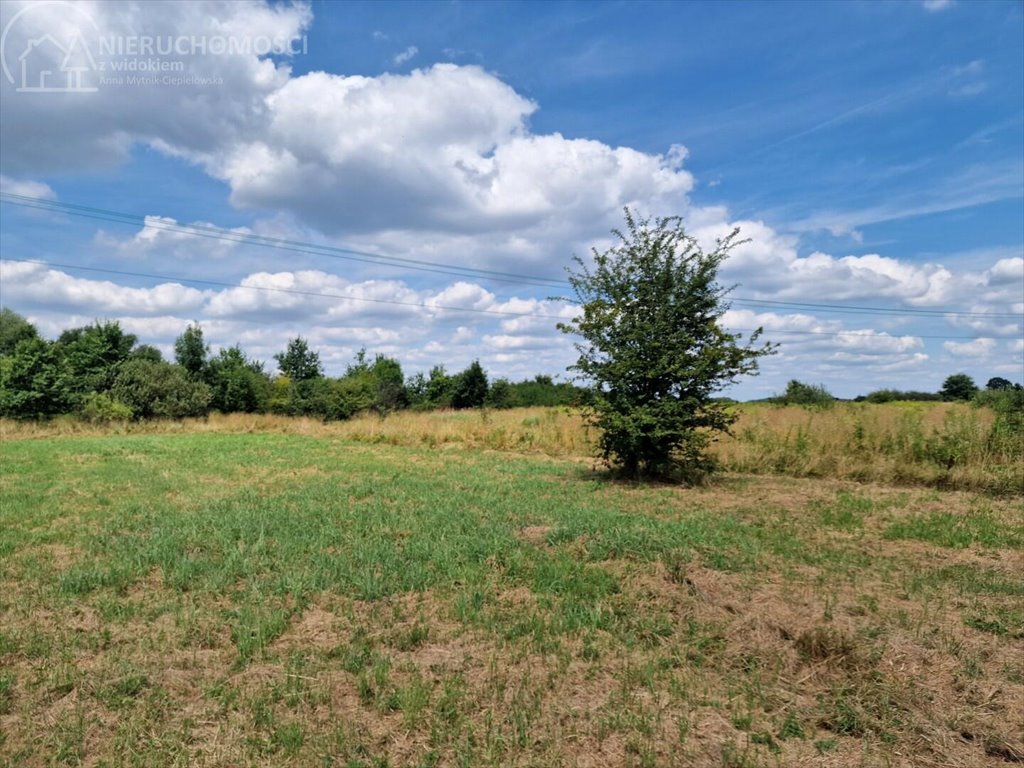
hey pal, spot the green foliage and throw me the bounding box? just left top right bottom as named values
left=940, top=373, right=978, bottom=402
left=79, top=392, right=134, bottom=423
left=274, top=337, right=323, bottom=382
left=110, top=359, right=211, bottom=419
left=173, top=324, right=208, bottom=380
left=207, top=345, right=270, bottom=413
left=486, top=375, right=584, bottom=409
left=292, top=350, right=410, bottom=421
left=558, top=209, right=773, bottom=478
left=408, top=365, right=455, bottom=410
left=55, top=321, right=137, bottom=396
left=487, top=377, right=513, bottom=408
left=986, top=377, right=1014, bottom=391
left=129, top=344, right=164, bottom=363
left=860, top=389, right=940, bottom=404
left=975, top=386, right=1024, bottom=448
left=369, top=353, right=407, bottom=414
left=0, top=337, right=74, bottom=418
left=425, top=365, right=454, bottom=407
left=0, top=308, right=39, bottom=355
left=451, top=360, right=489, bottom=409
left=267, top=375, right=299, bottom=415
left=775, top=380, right=835, bottom=407
left=307, top=376, right=372, bottom=421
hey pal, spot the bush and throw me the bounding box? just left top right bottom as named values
left=208, top=346, right=270, bottom=413
left=940, top=373, right=978, bottom=402
left=558, top=209, right=773, bottom=478
left=307, top=376, right=374, bottom=421
left=55, top=321, right=137, bottom=396
left=487, top=375, right=584, bottom=408
left=974, top=387, right=1024, bottom=441
left=775, top=380, right=835, bottom=408
left=451, top=361, right=489, bottom=409
left=0, top=337, right=74, bottom=418
left=0, top=308, right=39, bottom=356
left=79, top=392, right=134, bottom=423
left=861, top=389, right=941, bottom=404
left=110, top=360, right=211, bottom=419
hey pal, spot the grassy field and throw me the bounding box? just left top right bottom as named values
left=0, top=405, right=1019, bottom=765
left=4, top=401, right=1020, bottom=494
left=1, top=410, right=1022, bottom=767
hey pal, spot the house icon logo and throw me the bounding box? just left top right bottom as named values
left=1, top=1, right=101, bottom=94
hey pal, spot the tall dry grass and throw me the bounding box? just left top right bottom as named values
left=716, top=402, right=1021, bottom=494
left=2, top=402, right=1020, bottom=494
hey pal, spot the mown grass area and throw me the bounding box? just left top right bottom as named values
left=1, top=429, right=1022, bottom=766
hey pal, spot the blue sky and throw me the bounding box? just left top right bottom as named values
left=0, top=0, right=1021, bottom=398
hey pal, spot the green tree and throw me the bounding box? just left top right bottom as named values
left=174, top=324, right=208, bottom=380
left=207, top=346, right=270, bottom=413
left=405, top=371, right=429, bottom=408
left=130, top=344, right=164, bottom=363
left=0, top=308, right=39, bottom=356
left=862, top=389, right=940, bottom=404
left=55, top=321, right=137, bottom=396
left=0, top=337, right=74, bottom=418
left=775, top=380, right=834, bottom=407
left=111, top=359, right=211, bottom=419
left=487, top=377, right=513, bottom=408
left=986, top=376, right=1013, bottom=391
left=274, top=337, right=323, bottom=382
left=370, top=354, right=407, bottom=414
left=940, top=373, right=978, bottom=402
left=558, top=209, right=774, bottom=479
left=424, top=365, right=454, bottom=408
left=451, top=360, right=489, bottom=409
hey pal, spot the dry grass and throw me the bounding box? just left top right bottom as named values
left=1, top=431, right=1021, bottom=768
left=2, top=401, right=1019, bottom=494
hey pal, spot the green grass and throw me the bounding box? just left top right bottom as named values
left=1, top=431, right=1021, bottom=767
left=884, top=508, right=1023, bottom=549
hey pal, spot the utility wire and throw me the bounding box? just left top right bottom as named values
left=0, top=257, right=1004, bottom=342
left=0, top=193, right=567, bottom=289
left=3, top=193, right=1022, bottom=319
left=0, top=257, right=568, bottom=320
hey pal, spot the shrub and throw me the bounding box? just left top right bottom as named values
left=79, top=392, right=134, bottom=423
left=558, top=209, right=773, bottom=478
left=110, top=359, right=211, bottom=419
left=775, top=380, right=835, bottom=408
left=940, top=373, right=978, bottom=402
left=208, top=346, right=270, bottom=413
left=451, top=361, right=489, bottom=409
left=862, top=389, right=940, bottom=404
left=0, top=337, right=74, bottom=418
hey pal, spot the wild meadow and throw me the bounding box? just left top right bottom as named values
left=0, top=403, right=1021, bottom=766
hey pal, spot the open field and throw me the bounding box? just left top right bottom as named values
left=1, top=414, right=1022, bottom=766
left=3, top=401, right=1020, bottom=494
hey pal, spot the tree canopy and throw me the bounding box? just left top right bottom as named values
left=940, top=373, right=978, bottom=402
left=274, top=337, right=323, bottom=382
left=558, top=209, right=774, bottom=479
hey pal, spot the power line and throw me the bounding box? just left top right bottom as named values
left=3, top=192, right=1021, bottom=320
left=0, top=193, right=567, bottom=290
left=0, top=257, right=1005, bottom=342
left=0, top=257, right=568, bottom=320
left=725, top=297, right=1022, bottom=319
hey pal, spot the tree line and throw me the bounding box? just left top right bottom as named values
left=771, top=374, right=1022, bottom=407
left=0, top=308, right=585, bottom=421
